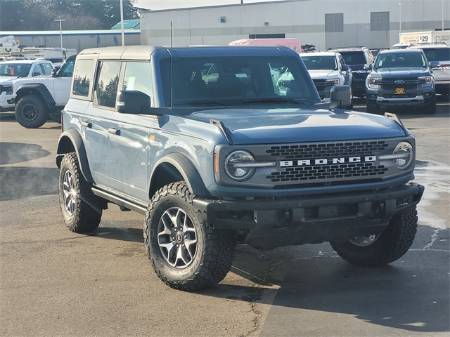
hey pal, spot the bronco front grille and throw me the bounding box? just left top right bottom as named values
left=266, top=141, right=388, bottom=159
left=265, top=141, right=389, bottom=185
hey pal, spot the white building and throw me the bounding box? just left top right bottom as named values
left=139, top=0, right=449, bottom=50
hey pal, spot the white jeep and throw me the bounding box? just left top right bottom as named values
left=12, top=55, right=75, bottom=128
left=0, top=59, right=54, bottom=112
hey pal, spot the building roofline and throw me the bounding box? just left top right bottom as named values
left=138, top=0, right=308, bottom=13
left=0, top=30, right=140, bottom=36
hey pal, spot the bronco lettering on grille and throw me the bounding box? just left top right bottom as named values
left=279, top=156, right=377, bottom=167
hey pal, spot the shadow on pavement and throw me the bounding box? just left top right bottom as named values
left=210, top=225, right=449, bottom=334
left=0, top=142, right=50, bottom=165
left=0, top=166, right=58, bottom=201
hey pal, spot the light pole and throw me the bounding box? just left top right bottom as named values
left=399, top=0, right=403, bottom=33
left=120, top=0, right=125, bottom=46
left=55, top=18, right=65, bottom=49
left=442, top=0, right=445, bottom=31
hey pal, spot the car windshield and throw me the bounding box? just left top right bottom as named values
left=375, top=52, right=427, bottom=69
left=339, top=51, right=366, bottom=65
left=422, top=48, right=450, bottom=62
left=301, top=55, right=337, bottom=70
left=160, top=56, right=319, bottom=108
left=0, top=63, right=32, bottom=77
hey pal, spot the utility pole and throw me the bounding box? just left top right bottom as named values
left=399, top=0, right=403, bottom=33
left=120, top=0, right=125, bottom=46
left=55, top=18, right=65, bottom=49
left=442, top=0, right=445, bottom=31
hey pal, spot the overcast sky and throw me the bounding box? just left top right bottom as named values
left=134, top=0, right=287, bottom=10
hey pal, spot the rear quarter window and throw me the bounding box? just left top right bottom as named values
left=72, top=59, right=95, bottom=98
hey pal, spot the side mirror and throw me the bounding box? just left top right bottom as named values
left=364, top=64, right=372, bottom=71
left=330, top=85, right=352, bottom=109
left=117, top=90, right=152, bottom=114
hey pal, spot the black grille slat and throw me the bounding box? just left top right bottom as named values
left=266, top=141, right=388, bottom=159
left=265, top=141, right=389, bottom=184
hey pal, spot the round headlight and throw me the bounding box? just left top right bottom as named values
left=393, top=142, right=413, bottom=169
left=225, top=150, right=255, bottom=181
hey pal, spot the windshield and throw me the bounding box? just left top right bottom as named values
left=0, top=63, right=32, bottom=77
left=422, top=48, right=450, bottom=62
left=301, top=55, right=337, bottom=70
left=339, top=51, right=367, bottom=65
left=375, top=52, right=427, bottom=69
left=160, top=56, right=319, bottom=107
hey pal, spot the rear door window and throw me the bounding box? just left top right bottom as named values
left=94, top=61, right=121, bottom=108
left=72, top=59, right=95, bottom=97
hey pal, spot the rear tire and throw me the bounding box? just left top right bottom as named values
left=423, top=99, right=436, bottom=114
left=58, top=153, right=102, bottom=233
left=331, top=206, right=418, bottom=267
left=144, top=181, right=235, bottom=291
left=15, top=95, right=49, bottom=128
left=367, top=101, right=380, bottom=114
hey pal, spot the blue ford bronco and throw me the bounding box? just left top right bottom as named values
left=56, top=46, right=424, bottom=291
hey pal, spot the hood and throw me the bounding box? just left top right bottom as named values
left=308, top=69, right=339, bottom=79
left=372, top=67, right=430, bottom=79
left=186, top=108, right=406, bottom=145
left=0, top=76, right=16, bottom=84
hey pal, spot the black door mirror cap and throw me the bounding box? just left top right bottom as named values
left=330, top=85, right=352, bottom=109
left=117, top=90, right=161, bottom=115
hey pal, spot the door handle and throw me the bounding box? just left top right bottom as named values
left=80, top=120, right=92, bottom=128
left=107, top=128, right=121, bottom=136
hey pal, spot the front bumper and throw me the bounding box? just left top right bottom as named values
left=0, top=93, right=15, bottom=111
left=194, top=183, right=424, bottom=249
left=367, top=88, right=435, bottom=107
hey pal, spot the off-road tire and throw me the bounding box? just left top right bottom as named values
left=144, top=181, right=235, bottom=291
left=366, top=101, right=380, bottom=114
left=423, top=100, right=436, bottom=114
left=331, top=206, right=418, bottom=267
left=58, top=152, right=102, bottom=233
left=15, top=94, right=49, bottom=128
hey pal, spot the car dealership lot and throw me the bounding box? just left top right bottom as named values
left=0, top=100, right=449, bottom=337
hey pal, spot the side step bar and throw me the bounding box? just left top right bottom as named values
left=92, top=187, right=147, bottom=214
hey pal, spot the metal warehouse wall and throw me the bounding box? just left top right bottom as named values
left=140, top=0, right=449, bottom=50
left=1, top=32, right=141, bottom=52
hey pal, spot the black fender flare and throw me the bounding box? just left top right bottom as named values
left=56, top=129, right=93, bottom=183
left=150, top=153, right=210, bottom=198
left=15, top=83, right=56, bottom=112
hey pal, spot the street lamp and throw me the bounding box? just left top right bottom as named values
left=54, top=18, right=65, bottom=49
left=399, top=0, right=403, bottom=33
left=120, top=0, right=125, bottom=46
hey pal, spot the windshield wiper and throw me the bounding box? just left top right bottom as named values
left=240, top=97, right=312, bottom=105
left=177, top=99, right=228, bottom=107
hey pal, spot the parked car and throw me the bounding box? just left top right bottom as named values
left=411, top=44, right=450, bottom=96
left=12, top=55, right=75, bottom=128
left=300, top=51, right=352, bottom=103
left=330, top=47, right=374, bottom=97
left=366, top=49, right=436, bottom=113
left=0, top=59, right=53, bottom=111
left=56, top=45, right=423, bottom=291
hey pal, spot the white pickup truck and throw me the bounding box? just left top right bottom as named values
left=12, top=56, right=75, bottom=128
left=0, top=59, right=54, bottom=112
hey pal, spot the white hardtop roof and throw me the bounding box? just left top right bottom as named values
left=0, top=59, right=48, bottom=64
left=78, top=45, right=156, bottom=60
left=411, top=44, right=449, bottom=49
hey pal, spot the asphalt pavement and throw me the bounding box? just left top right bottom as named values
left=0, top=99, right=449, bottom=337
